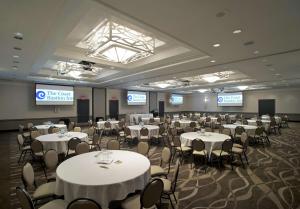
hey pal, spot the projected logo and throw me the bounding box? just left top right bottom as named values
left=36, top=91, right=46, bottom=100
left=217, top=97, right=223, bottom=103
left=127, top=95, right=133, bottom=101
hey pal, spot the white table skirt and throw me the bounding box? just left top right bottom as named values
left=200, top=117, right=218, bottom=123
left=36, top=132, right=88, bottom=153
left=55, top=150, right=150, bottom=208
left=247, top=120, right=270, bottom=130
left=129, top=114, right=153, bottom=124
left=223, top=124, right=257, bottom=136
left=171, top=120, right=193, bottom=128
left=34, top=124, right=67, bottom=135
left=97, top=121, right=119, bottom=129
left=180, top=132, right=230, bottom=158
left=128, top=125, right=159, bottom=139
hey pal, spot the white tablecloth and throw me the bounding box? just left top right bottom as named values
left=247, top=119, right=270, bottom=130
left=34, top=124, right=67, bottom=135
left=128, top=125, right=159, bottom=139
left=171, top=120, right=193, bottom=128
left=261, top=115, right=281, bottom=123
left=180, top=132, right=230, bottom=158
left=200, top=117, right=218, bottom=123
left=154, top=117, right=161, bottom=123
left=223, top=124, right=257, bottom=136
left=36, top=132, right=88, bottom=153
left=97, top=121, right=119, bottom=129
left=129, top=114, right=153, bottom=124
left=55, top=150, right=150, bottom=208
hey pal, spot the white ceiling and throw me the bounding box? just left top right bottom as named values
left=0, top=0, right=300, bottom=92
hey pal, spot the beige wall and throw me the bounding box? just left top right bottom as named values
left=187, top=88, right=300, bottom=113
left=93, top=88, right=106, bottom=119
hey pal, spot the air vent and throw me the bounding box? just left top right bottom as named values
left=79, top=60, right=95, bottom=71
left=244, top=41, right=254, bottom=46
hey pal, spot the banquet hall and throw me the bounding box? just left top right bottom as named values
left=0, top=0, right=299, bottom=209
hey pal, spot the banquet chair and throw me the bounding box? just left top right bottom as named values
left=68, top=122, right=75, bottom=131
left=75, top=142, right=90, bottom=155
left=137, top=141, right=150, bottom=157
left=256, top=120, right=263, bottom=127
left=73, top=127, right=81, bottom=132
left=67, top=198, right=102, bottom=209
left=173, top=136, right=192, bottom=163
left=140, top=127, right=149, bottom=142
left=160, top=160, right=180, bottom=209
left=19, top=124, right=31, bottom=139
left=222, top=128, right=232, bottom=137
left=31, top=130, right=41, bottom=140
left=232, top=134, right=249, bottom=168
left=184, top=126, right=194, bottom=133
left=191, top=139, right=207, bottom=169
left=211, top=139, right=233, bottom=170
left=104, top=121, right=112, bottom=135
left=254, top=126, right=270, bottom=146
left=117, top=121, right=125, bottom=141
left=16, top=187, right=66, bottom=209
left=66, top=137, right=81, bottom=158
left=87, top=127, right=96, bottom=140
left=21, top=163, right=56, bottom=203
left=234, top=126, right=245, bottom=140
left=121, top=178, right=164, bottom=209
left=47, top=126, right=56, bottom=134
left=213, top=117, right=222, bottom=129
left=174, top=121, right=183, bottom=133
left=189, top=121, right=197, bottom=131
left=124, top=127, right=135, bottom=146
left=281, top=115, right=289, bottom=128
left=44, top=149, right=59, bottom=180
left=27, top=122, right=34, bottom=130
left=52, top=127, right=60, bottom=133
left=205, top=117, right=212, bottom=127
left=151, top=126, right=165, bottom=145
left=269, top=120, right=280, bottom=135
left=149, top=118, right=155, bottom=125
left=107, top=139, right=120, bottom=150
left=17, top=134, right=31, bottom=164
left=151, top=147, right=171, bottom=178
left=88, top=133, right=102, bottom=150
left=31, top=140, right=46, bottom=172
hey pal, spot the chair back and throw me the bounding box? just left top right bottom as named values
left=222, top=139, right=233, bottom=153
left=48, top=126, right=56, bottom=134
left=31, top=140, right=43, bottom=154
left=107, top=140, right=120, bottom=150
left=192, top=139, right=205, bottom=152
left=235, top=126, right=245, bottom=135
left=16, top=187, right=35, bottom=209
left=68, top=137, right=81, bottom=150
left=205, top=127, right=212, bottom=132
left=174, top=121, right=180, bottom=128
left=27, top=123, right=34, bottom=129
left=30, top=130, right=40, bottom=139
left=184, top=126, right=194, bottom=133
left=240, top=132, right=248, bottom=144
left=149, top=118, right=155, bottom=123
left=137, top=142, right=149, bottom=156
left=206, top=117, right=211, bottom=122
left=118, top=121, right=125, bottom=130
left=159, top=126, right=165, bottom=135
left=140, top=179, right=164, bottom=208
left=173, top=136, right=181, bottom=147
left=161, top=147, right=171, bottom=164
left=190, top=121, right=196, bottom=128
left=67, top=198, right=102, bottom=209
left=256, top=120, right=263, bottom=126
left=44, top=149, right=58, bottom=170
left=68, top=122, right=75, bottom=131
left=75, top=142, right=90, bottom=155
left=87, top=127, right=95, bottom=137
left=255, top=127, right=264, bottom=135
left=73, top=127, right=81, bottom=132
left=52, top=127, right=60, bottom=133
left=104, top=122, right=111, bottom=128
left=22, top=163, right=35, bottom=188
left=140, top=127, right=149, bottom=136
left=124, top=127, right=131, bottom=136
left=17, top=134, right=24, bottom=146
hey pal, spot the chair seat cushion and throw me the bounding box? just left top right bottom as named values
left=212, top=150, right=229, bottom=156
left=160, top=178, right=172, bottom=192
left=192, top=150, right=206, bottom=156
left=232, top=147, right=243, bottom=154
left=39, top=199, right=66, bottom=209
left=150, top=165, right=166, bottom=176
left=33, top=181, right=56, bottom=199
left=22, top=145, right=31, bottom=151
left=176, top=146, right=192, bottom=152
left=121, top=194, right=141, bottom=209
left=233, top=143, right=243, bottom=148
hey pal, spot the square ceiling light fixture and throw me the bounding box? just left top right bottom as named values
left=77, top=19, right=164, bottom=64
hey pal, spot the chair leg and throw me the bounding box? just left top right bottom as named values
left=239, top=154, right=245, bottom=168
left=172, top=192, right=177, bottom=203
left=244, top=152, right=249, bottom=165
left=168, top=194, right=175, bottom=209
left=18, top=151, right=24, bottom=164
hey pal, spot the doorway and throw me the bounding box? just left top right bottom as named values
left=109, top=100, right=119, bottom=120
left=258, top=99, right=275, bottom=116
left=77, top=99, right=89, bottom=123
left=159, top=101, right=164, bottom=117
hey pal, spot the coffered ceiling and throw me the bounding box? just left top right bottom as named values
left=0, top=0, right=300, bottom=92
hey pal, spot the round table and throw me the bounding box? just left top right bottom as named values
left=127, top=125, right=159, bottom=139
left=223, top=124, right=257, bottom=136
left=180, top=132, right=231, bottom=158
left=200, top=117, right=218, bottom=123
left=171, top=120, right=193, bottom=128
left=97, top=121, right=119, bottom=129
left=55, top=150, right=151, bottom=208
left=36, top=132, right=88, bottom=153
left=247, top=119, right=270, bottom=130
left=141, top=117, right=150, bottom=124
left=34, top=124, right=67, bottom=135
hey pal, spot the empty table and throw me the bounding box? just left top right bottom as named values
left=180, top=132, right=231, bottom=158
left=127, top=125, right=159, bottom=139
left=223, top=124, right=257, bottom=135
left=55, top=150, right=150, bottom=208
left=97, top=121, right=119, bottom=129
left=34, top=124, right=67, bottom=135
left=36, top=132, right=88, bottom=153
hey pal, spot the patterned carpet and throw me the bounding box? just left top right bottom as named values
left=7, top=123, right=300, bottom=209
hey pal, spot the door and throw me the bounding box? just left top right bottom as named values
left=109, top=100, right=119, bottom=120
left=159, top=101, right=164, bottom=117
left=77, top=99, right=89, bottom=123
left=258, top=99, right=275, bottom=116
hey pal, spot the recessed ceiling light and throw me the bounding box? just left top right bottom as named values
left=198, top=89, right=208, bottom=93
left=216, top=11, right=226, bottom=18
left=233, top=29, right=242, bottom=34
left=237, top=85, right=248, bottom=90
left=156, top=83, right=171, bottom=88
left=274, top=73, right=280, bottom=76
left=12, top=66, right=18, bottom=70
left=210, top=60, right=216, bottom=63
left=13, top=55, right=19, bottom=58
left=13, top=32, right=23, bottom=40
left=253, top=50, right=259, bottom=54
left=202, top=75, right=220, bottom=83
left=213, top=43, right=220, bottom=48
left=244, top=41, right=254, bottom=46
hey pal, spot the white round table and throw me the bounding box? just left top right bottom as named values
left=180, top=132, right=231, bottom=158
left=97, top=121, right=119, bottom=129
left=34, top=124, right=67, bottom=135
left=55, top=150, right=151, bottom=208
left=141, top=117, right=150, bottom=124
left=223, top=124, right=257, bottom=136
left=247, top=119, right=270, bottom=129
left=127, top=125, right=159, bottom=139
left=200, top=117, right=218, bottom=123
left=36, top=132, right=88, bottom=153
left=171, top=120, right=193, bottom=128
